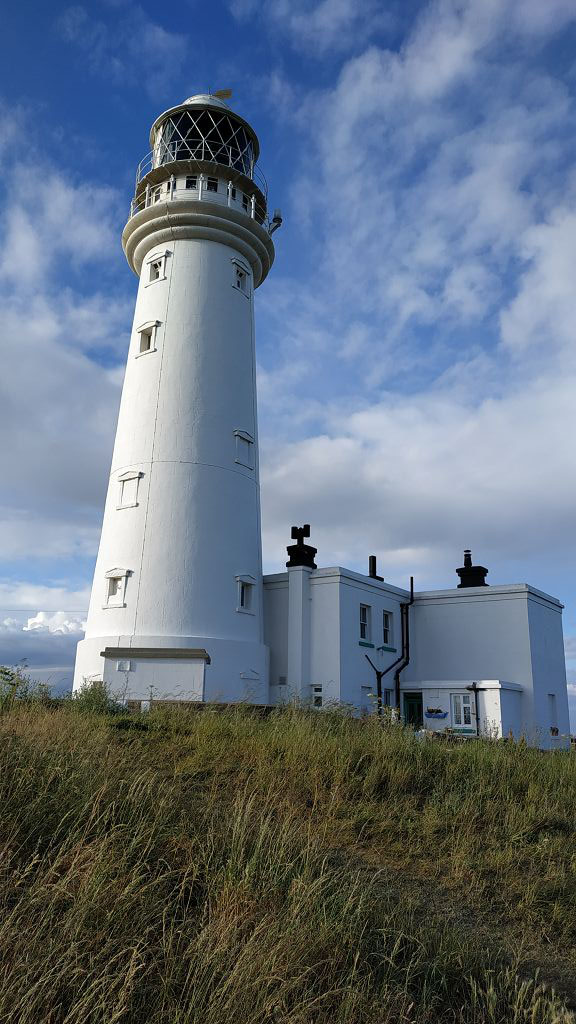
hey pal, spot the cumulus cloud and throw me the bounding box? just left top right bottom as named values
left=23, top=611, right=85, bottom=634
left=58, top=4, right=188, bottom=97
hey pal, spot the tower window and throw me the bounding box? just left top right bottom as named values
left=242, top=193, right=249, bottom=211
left=149, top=259, right=162, bottom=282
left=117, top=469, right=143, bottom=509
left=144, top=251, right=169, bottom=286
left=382, top=611, right=393, bottom=646
left=103, top=569, right=130, bottom=608
left=312, top=686, right=323, bottom=708
left=235, top=574, right=256, bottom=614
left=231, top=259, right=251, bottom=296
left=152, top=186, right=161, bottom=203
left=207, top=177, right=218, bottom=192
left=231, top=186, right=237, bottom=199
left=135, top=320, right=160, bottom=356
left=360, top=604, right=371, bottom=642
left=139, top=327, right=153, bottom=353
left=234, top=429, right=254, bottom=469
left=186, top=175, right=197, bottom=189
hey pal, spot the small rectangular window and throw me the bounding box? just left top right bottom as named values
left=234, top=430, right=254, bottom=468
left=360, top=604, right=371, bottom=641
left=136, top=320, right=159, bottom=356
left=207, top=177, right=218, bottom=193
left=235, top=266, right=247, bottom=291
left=152, top=186, right=161, bottom=203
left=186, top=175, right=197, bottom=189
left=383, top=611, right=393, bottom=646
left=117, top=470, right=142, bottom=509
left=167, top=180, right=172, bottom=193
left=139, top=327, right=153, bottom=353
left=231, top=186, right=237, bottom=199
left=104, top=569, right=129, bottom=608
left=313, top=685, right=322, bottom=708
left=242, top=193, right=249, bottom=211
left=145, top=252, right=168, bottom=285
left=149, top=259, right=162, bottom=282
left=236, top=574, right=256, bottom=614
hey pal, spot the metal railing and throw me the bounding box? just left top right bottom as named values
left=135, top=146, right=268, bottom=198
left=129, top=174, right=267, bottom=226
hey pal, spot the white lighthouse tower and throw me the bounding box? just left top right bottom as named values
left=73, top=93, right=277, bottom=704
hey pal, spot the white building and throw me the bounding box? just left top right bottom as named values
left=73, top=95, right=570, bottom=747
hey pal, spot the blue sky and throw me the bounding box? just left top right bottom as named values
left=1, top=0, right=576, bottom=712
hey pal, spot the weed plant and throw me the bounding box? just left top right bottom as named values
left=0, top=701, right=574, bottom=1022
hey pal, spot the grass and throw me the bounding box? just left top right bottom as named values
left=0, top=698, right=575, bottom=1022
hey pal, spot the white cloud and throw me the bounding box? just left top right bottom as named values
left=254, top=0, right=576, bottom=603
left=230, top=0, right=394, bottom=54
left=58, top=4, right=188, bottom=97
left=23, top=611, right=85, bottom=634
left=0, top=581, right=90, bottom=613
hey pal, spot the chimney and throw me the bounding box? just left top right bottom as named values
left=368, top=555, right=384, bottom=581
left=456, top=549, right=489, bottom=588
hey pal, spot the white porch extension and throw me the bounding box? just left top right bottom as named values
left=398, top=679, right=569, bottom=747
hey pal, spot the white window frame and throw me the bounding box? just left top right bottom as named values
left=231, top=257, right=251, bottom=296
left=234, top=429, right=255, bottom=469
left=103, top=568, right=130, bottom=609
left=235, top=574, right=256, bottom=614
left=312, top=685, right=323, bottom=708
left=451, top=692, right=473, bottom=728
left=382, top=610, right=393, bottom=646
left=116, top=469, right=143, bottom=510
left=145, top=250, right=169, bottom=286
left=360, top=604, right=371, bottom=642
left=135, top=320, right=160, bottom=357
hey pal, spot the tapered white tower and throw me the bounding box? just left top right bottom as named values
left=73, top=94, right=276, bottom=704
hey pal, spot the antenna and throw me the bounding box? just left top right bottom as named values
left=214, top=89, right=232, bottom=100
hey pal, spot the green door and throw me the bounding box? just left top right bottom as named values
left=404, top=692, right=423, bottom=729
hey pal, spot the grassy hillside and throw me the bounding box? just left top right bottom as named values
left=0, top=699, right=575, bottom=1022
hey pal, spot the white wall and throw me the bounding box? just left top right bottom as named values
left=102, top=654, right=205, bottom=702
left=405, top=585, right=568, bottom=746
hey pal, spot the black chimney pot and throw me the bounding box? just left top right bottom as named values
left=456, top=549, right=489, bottom=588
left=286, top=524, right=317, bottom=569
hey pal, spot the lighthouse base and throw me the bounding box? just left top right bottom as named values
left=73, top=635, right=269, bottom=706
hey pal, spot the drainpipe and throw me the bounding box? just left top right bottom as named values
left=394, top=577, right=414, bottom=715
left=364, top=575, right=414, bottom=719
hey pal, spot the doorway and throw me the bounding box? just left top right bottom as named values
left=403, top=692, right=423, bottom=729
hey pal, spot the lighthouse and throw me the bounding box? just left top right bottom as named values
left=73, top=94, right=277, bottom=704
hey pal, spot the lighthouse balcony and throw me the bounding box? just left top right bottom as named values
left=130, top=159, right=268, bottom=226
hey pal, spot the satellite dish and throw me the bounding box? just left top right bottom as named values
left=213, top=89, right=232, bottom=100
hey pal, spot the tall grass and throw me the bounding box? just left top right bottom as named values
left=0, top=702, right=574, bottom=1022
